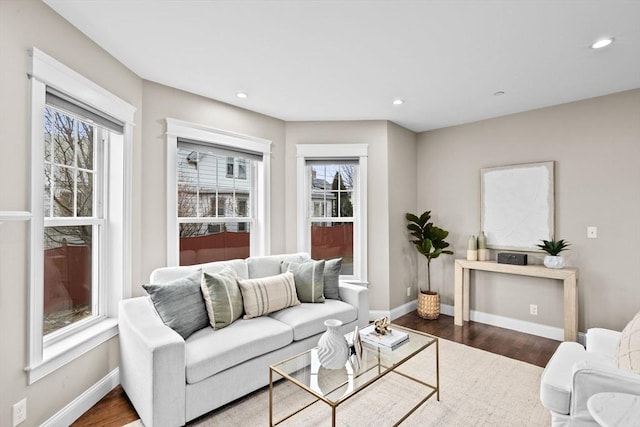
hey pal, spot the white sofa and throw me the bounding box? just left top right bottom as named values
left=540, top=328, right=640, bottom=427
left=119, top=253, right=369, bottom=427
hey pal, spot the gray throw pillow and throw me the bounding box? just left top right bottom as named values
left=322, top=258, right=343, bottom=300
left=201, top=267, right=244, bottom=330
left=142, top=270, right=209, bottom=339
left=281, top=260, right=325, bottom=303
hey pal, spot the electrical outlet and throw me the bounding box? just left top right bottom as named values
left=406, top=287, right=411, bottom=297
left=587, top=226, right=597, bottom=238
left=13, top=398, right=26, bottom=426
left=530, top=304, right=538, bottom=316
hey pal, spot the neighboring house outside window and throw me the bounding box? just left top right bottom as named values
left=28, top=48, right=135, bottom=384
left=296, top=144, right=368, bottom=284
left=166, top=119, right=271, bottom=266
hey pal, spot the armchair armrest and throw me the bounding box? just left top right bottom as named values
left=570, top=359, right=640, bottom=425
left=339, top=281, right=369, bottom=328
left=119, top=297, right=186, bottom=427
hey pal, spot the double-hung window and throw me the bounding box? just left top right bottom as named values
left=28, top=48, right=135, bottom=383
left=166, top=119, right=271, bottom=266
left=296, top=144, right=368, bottom=283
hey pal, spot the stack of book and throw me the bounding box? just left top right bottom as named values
left=359, top=324, right=409, bottom=350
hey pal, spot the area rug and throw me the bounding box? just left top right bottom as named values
left=125, top=339, right=550, bottom=426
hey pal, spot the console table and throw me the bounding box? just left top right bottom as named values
left=454, top=259, right=578, bottom=341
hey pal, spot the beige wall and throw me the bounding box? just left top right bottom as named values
left=417, top=89, right=640, bottom=332
left=0, top=1, right=143, bottom=426
left=284, top=121, right=392, bottom=311
left=138, top=81, right=288, bottom=294
left=387, top=123, right=418, bottom=309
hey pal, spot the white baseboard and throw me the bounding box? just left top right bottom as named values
left=385, top=301, right=586, bottom=344
left=41, top=368, right=119, bottom=427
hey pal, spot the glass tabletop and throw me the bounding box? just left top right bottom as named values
left=270, top=324, right=437, bottom=405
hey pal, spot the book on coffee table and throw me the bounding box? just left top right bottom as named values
left=359, top=324, right=409, bottom=350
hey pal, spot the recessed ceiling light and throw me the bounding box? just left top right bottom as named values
left=591, top=38, right=614, bottom=49
left=494, top=91, right=505, bottom=96
left=392, top=99, right=404, bottom=105
left=236, top=92, right=248, bottom=99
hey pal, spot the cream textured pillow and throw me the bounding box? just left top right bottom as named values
left=617, top=311, right=640, bottom=374
left=201, top=267, right=244, bottom=330
left=238, top=272, right=300, bottom=319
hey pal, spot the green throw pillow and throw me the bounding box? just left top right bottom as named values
left=281, top=260, right=325, bottom=303
left=201, top=267, right=244, bottom=330
left=322, top=258, right=342, bottom=300
left=142, top=270, right=209, bottom=339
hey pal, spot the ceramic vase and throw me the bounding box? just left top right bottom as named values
left=544, top=255, right=565, bottom=269
left=317, top=319, right=349, bottom=369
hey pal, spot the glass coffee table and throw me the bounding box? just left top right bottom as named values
left=269, top=324, right=439, bottom=426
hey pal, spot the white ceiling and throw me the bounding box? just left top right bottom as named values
left=44, top=0, right=640, bottom=132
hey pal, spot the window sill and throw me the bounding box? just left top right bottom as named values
left=25, top=317, right=118, bottom=384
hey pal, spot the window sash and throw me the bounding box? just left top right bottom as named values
left=296, top=144, right=367, bottom=283
left=167, top=118, right=272, bottom=266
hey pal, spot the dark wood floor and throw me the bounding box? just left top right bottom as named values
left=71, top=313, right=560, bottom=426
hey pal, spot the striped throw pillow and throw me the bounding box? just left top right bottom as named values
left=238, top=272, right=300, bottom=319
left=281, top=260, right=325, bottom=303
left=201, top=267, right=244, bottom=330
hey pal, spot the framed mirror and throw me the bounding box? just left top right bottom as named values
left=481, top=161, right=554, bottom=251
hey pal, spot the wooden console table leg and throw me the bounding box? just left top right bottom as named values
left=563, top=273, right=578, bottom=341
left=463, top=268, right=470, bottom=322
left=454, top=261, right=463, bottom=326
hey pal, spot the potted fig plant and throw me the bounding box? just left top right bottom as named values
left=536, top=238, right=570, bottom=269
left=406, top=211, right=453, bottom=319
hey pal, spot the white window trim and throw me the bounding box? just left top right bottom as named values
left=165, top=118, right=271, bottom=266
left=296, top=144, right=368, bottom=284
left=27, top=47, right=135, bottom=384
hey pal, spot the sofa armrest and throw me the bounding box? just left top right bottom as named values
left=339, top=282, right=369, bottom=328
left=570, top=359, right=640, bottom=424
left=586, top=328, right=620, bottom=356
left=119, top=297, right=186, bottom=427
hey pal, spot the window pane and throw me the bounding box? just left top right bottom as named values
left=46, top=108, right=75, bottom=167
left=77, top=171, right=93, bottom=217
left=311, top=222, right=353, bottom=275
left=76, top=121, right=94, bottom=170
left=43, top=226, right=93, bottom=335
left=179, top=222, right=250, bottom=265
left=52, top=165, right=74, bottom=217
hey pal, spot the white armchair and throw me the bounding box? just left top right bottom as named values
left=540, top=328, right=640, bottom=427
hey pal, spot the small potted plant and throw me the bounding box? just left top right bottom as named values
left=536, top=239, right=570, bottom=269
left=406, top=211, right=453, bottom=319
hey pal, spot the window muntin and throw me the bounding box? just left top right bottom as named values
left=177, top=145, right=254, bottom=265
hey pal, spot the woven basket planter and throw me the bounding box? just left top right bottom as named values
left=417, top=292, right=440, bottom=320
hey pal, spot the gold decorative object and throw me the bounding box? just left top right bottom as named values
left=373, top=316, right=391, bottom=335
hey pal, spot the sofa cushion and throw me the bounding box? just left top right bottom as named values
left=281, top=260, right=325, bottom=303
left=617, top=311, right=640, bottom=374
left=150, top=259, right=249, bottom=284
left=201, top=268, right=244, bottom=330
left=185, top=316, right=293, bottom=384
left=246, top=253, right=310, bottom=278
left=238, top=272, right=300, bottom=319
left=142, top=270, right=209, bottom=339
left=322, top=258, right=342, bottom=300
left=269, top=299, right=357, bottom=341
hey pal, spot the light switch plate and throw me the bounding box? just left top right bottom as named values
left=587, top=226, right=597, bottom=238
